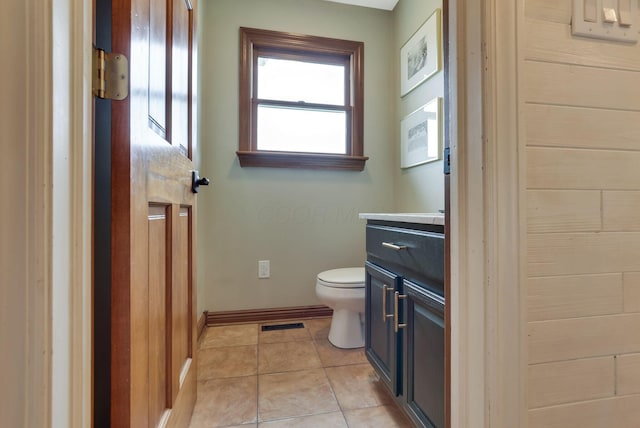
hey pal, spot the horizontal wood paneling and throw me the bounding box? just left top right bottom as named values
left=524, top=0, right=640, bottom=419
left=528, top=357, right=615, bottom=408
left=617, top=353, right=640, bottom=396
left=528, top=394, right=640, bottom=428
left=528, top=314, right=640, bottom=364
left=524, top=0, right=571, bottom=24
left=528, top=232, right=640, bottom=277
left=624, top=273, right=640, bottom=313
left=525, top=19, right=640, bottom=71
left=527, top=147, right=640, bottom=190
left=525, top=104, right=640, bottom=151
left=603, top=191, right=640, bottom=231
left=528, top=274, right=623, bottom=321
left=524, top=61, right=640, bottom=111
left=525, top=0, right=640, bottom=26
left=527, top=190, right=601, bottom=233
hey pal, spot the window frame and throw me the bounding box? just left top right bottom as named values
left=237, top=27, right=367, bottom=171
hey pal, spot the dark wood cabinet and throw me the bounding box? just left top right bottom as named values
left=364, top=220, right=445, bottom=428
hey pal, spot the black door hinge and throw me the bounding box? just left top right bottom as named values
left=443, top=147, right=450, bottom=175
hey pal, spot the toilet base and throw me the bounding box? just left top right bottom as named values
left=328, top=309, right=364, bottom=349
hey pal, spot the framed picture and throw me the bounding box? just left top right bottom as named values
left=400, top=97, right=442, bottom=169
left=400, top=9, right=441, bottom=97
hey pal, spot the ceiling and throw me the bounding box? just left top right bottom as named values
left=320, top=0, right=399, bottom=10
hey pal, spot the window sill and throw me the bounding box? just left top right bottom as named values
left=236, top=151, right=368, bottom=171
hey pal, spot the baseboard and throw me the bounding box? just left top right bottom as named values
left=197, top=311, right=207, bottom=339
left=205, top=305, right=332, bottom=326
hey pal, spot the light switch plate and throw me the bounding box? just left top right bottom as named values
left=572, top=0, right=638, bottom=43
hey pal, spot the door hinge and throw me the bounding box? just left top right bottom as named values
left=92, top=47, right=129, bottom=100
left=443, top=146, right=450, bottom=175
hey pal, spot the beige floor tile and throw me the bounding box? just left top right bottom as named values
left=198, top=345, right=257, bottom=380
left=325, top=364, right=393, bottom=410
left=301, top=318, right=331, bottom=341
left=189, top=377, right=257, bottom=427
left=343, top=404, right=413, bottom=428
left=258, top=341, right=321, bottom=374
left=314, top=339, right=367, bottom=368
left=200, top=324, right=259, bottom=349
left=257, top=411, right=347, bottom=427
left=258, top=369, right=340, bottom=421
left=258, top=322, right=311, bottom=344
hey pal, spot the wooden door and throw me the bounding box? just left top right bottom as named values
left=109, top=0, right=199, bottom=426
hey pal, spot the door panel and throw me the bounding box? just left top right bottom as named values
left=365, top=261, right=401, bottom=396
left=171, top=206, right=192, bottom=404
left=148, top=206, right=169, bottom=426
left=149, top=0, right=167, bottom=138
left=404, top=281, right=445, bottom=428
left=172, top=0, right=191, bottom=154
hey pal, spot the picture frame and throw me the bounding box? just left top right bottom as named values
left=400, top=97, right=442, bottom=169
left=400, top=9, right=441, bottom=97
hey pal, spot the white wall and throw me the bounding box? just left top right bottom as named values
left=393, top=0, right=444, bottom=212
left=198, top=0, right=395, bottom=312
left=523, top=1, right=640, bottom=425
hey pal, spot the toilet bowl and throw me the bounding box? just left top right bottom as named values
left=315, top=267, right=365, bottom=349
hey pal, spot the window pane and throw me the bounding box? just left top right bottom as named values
left=257, top=57, right=345, bottom=105
left=257, top=105, right=347, bottom=154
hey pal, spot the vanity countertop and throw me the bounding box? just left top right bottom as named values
left=359, top=213, right=445, bottom=226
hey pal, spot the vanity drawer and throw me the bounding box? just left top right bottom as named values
left=366, top=224, right=444, bottom=292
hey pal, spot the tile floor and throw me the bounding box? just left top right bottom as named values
left=189, top=317, right=413, bottom=428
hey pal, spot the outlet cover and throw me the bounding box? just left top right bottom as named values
left=258, top=260, right=270, bottom=278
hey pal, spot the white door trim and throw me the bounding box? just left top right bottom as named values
left=22, top=0, right=53, bottom=426
left=449, top=0, right=525, bottom=427
left=49, top=0, right=94, bottom=426
left=482, top=0, right=527, bottom=427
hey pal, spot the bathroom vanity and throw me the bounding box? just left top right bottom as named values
left=359, top=213, right=445, bottom=428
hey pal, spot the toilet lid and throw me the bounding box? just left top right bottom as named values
left=317, top=267, right=365, bottom=288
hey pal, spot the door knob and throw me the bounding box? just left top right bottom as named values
left=191, top=170, right=210, bottom=193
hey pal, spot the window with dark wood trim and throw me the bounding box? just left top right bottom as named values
left=237, top=27, right=368, bottom=171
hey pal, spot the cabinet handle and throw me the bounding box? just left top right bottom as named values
left=382, top=284, right=394, bottom=322
left=394, top=291, right=407, bottom=333
left=382, top=242, right=407, bottom=251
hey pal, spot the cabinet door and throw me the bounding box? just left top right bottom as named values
left=403, top=281, right=445, bottom=428
left=365, top=262, right=401, bottom=396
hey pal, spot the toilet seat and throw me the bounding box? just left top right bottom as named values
left=317, top=267, right=365, bottom=289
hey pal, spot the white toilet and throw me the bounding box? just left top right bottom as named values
left=315, top=267, right=366, bottom=349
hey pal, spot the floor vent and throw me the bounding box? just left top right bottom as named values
left=261, top=322, right=304, bottom=332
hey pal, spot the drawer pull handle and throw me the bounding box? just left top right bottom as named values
left=382, top=284, right=394, bottom=322
left=382, top=242, right=407, bottom=251
left=394, top=291, right=407, bottom=333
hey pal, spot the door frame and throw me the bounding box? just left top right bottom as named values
left=40, top=0, right=525, bottom=426
left=447, top=1, right=525, bottom=427
left=48, top=0, right=94, bottom=426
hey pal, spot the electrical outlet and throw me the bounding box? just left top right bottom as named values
left=258, top=260, right=270, bottom=278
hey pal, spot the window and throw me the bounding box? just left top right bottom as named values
left=237, top=27, right=367, bottom=170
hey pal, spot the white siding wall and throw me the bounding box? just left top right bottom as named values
left=524, top=0, right=640, bottom=425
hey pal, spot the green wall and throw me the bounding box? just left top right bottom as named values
left=393, top=0, right=445, bottom=212
left=197, top=0, right=396, bottom=312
